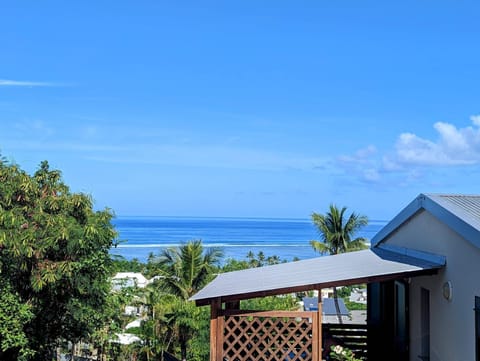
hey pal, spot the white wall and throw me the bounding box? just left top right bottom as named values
left=382, top=210, right=480, bottom=361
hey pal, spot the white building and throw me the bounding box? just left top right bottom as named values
left=112, top=272, right=149, bottom=290
left=369, top=193, right=480, bottom=361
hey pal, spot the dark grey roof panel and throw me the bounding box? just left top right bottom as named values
left=190, top=248, right=444, bottom=303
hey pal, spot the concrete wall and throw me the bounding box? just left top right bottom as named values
left=382, top=210, right=480, bottom=361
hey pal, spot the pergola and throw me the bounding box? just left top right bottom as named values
left=191, top=248, right=445, bottom=361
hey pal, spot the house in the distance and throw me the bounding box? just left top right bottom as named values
left=111, top=272, right=149, bottom=290
left=302, top=297, right=349, bottom=323
left=349, top=287, right=367, bottom=304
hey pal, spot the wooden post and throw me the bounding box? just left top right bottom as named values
left=216, top=304, right=224, bottom=361
left=225, top=300, right=240, bottom=310
left=312, top=308, right=319, bottom=361
left=210, top=298, right=221, bottom=361
left=318, top=290, right=323, bottom=361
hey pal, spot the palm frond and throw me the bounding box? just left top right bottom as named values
left=309, top=240, right=329, bottom=255
left=310, top=204, right=368, bottom=255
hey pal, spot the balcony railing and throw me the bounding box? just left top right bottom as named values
left=323, top=323, right=368, bottom=360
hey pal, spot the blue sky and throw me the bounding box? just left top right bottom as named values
left=1, top=1, right=480, bottom=219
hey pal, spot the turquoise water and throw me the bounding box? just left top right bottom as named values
left=110, top=216, right=388, bottom=262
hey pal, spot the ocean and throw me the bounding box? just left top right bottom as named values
left=110, top=217, right=389, bottom=263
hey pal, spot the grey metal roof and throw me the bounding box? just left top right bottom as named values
left=190, top=248, right=444, bottom=305
left=426, top=194, right=480, bottom=231
left=372, top=193, right=480, bottom=249
left=303, top=297, right=349, bottom=315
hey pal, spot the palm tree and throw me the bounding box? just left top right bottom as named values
left=153, top=240, right=223, bottom=360
left=310, top=204, right=368, bottom=323
left=155, top=240, right=223, bottom=300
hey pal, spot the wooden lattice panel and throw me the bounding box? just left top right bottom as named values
left=222, top=311, right=316, bottom=361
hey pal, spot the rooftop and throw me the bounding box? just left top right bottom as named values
left=191, top=247, right=444, bottom=305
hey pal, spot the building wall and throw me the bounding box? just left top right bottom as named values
left=382, top=210, right=480, bottom=361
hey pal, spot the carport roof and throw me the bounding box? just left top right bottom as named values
left=191, top=248, right=445, bottom=306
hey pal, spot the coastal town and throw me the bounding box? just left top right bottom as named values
left=1, top=2, right=479, bottom=361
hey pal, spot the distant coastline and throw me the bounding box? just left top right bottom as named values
left=110, top=216, right=388, bottom=262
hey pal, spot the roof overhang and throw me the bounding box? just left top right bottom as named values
left=191, top=248, right=445, bottom=306
left=371, top=193, right=480, bottom=249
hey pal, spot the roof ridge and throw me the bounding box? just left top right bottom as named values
left=372, top=193, right=480, bottom=249
left=425, top=193, right=480, bottom=198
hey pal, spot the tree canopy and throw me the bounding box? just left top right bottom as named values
left=144, top=240, right=223, bottom=361
left=310, top=204, right=368, bottom=255
left=0, top=158, right=118, bottom=360
left=309, top=204, right=368, bottom=324
left=152, top=240, right=223, bottom=300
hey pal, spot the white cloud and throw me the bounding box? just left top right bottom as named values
left=471, top=115, right=480, bottom=127
left=338, top=145, right=377, bottom=163
left=0, top=79, right=56, bottom=87
left=356, top=144, right=377, bottom=158
left=86, top=143, right=331, bottom=172
left=335, top=116, right=480, bottom=186
left=392, top=116, right=480, bottom=166
left=336, top=145, right=382, bottom=183
left=362, top=168, right=380, bottom=182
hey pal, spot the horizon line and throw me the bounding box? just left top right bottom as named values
left=111, top=215, right=390, bottom=222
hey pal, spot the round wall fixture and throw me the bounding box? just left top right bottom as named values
left=442, top=281, right=453, bottom=301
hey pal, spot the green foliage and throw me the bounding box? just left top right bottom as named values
left=132, top=240, right=223, bottom=361
left=330, top=345, right=363, bottom=361
left=91, top=287, right=135, bottom=359
left=221, top=258, right=250, bottom=272
left=245, top=251, right=283, bottom=267
left=242, top=295, right=298, bottom=311
left=0, top=158, right=118, bottom=360
left=222, top=251, right=287, bottom=272
left=151, top=240, right=223, bottom=300
left=112, top=256, right=146, bottom=274
left=343, top=299, right=367, bottom=311
left=188, top=306, right=210, bottom=361
left=309, top=205, right=368, bottom=324
left=222, top=252, right=299, bottom=314
left=0, top=280, right=34, bottom=360
left=337, top=285, right=367, bottom=311
left=115, top=246, right=302, bottom=361
left=336, top=286, right=353, bottom=298
left=310, top=204, right=368, bottom=255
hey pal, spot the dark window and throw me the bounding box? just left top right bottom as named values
left=420, top=288, right=430, bottom=361
left=394, top=281, right=408, bottom=360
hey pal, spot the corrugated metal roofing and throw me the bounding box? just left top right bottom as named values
left=426, top=193, right=480, bottom=231
left=190, top=248, right=444, bottom=304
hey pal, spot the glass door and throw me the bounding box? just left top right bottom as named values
left=394, top=280, right=409, bottom=361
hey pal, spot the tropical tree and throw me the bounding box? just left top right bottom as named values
left=246, top=251, right=282, bottom=268
left=151, top=240, right=223, bottom=360
left=0, top=158, right=117, bottom=360
left=0, top=279, right=33, bottom=360
left=310, top=204, right=368, bottom=323
left=154, top=240, right=223, bottom=300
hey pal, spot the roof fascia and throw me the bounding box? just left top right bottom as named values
left=422, top=196, right=480, bottom=249
left=372, top=193, right=480, bottom=250
left=371, top=194, right=426, bottom=247
left=377, top=243, right=446, bottom=266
